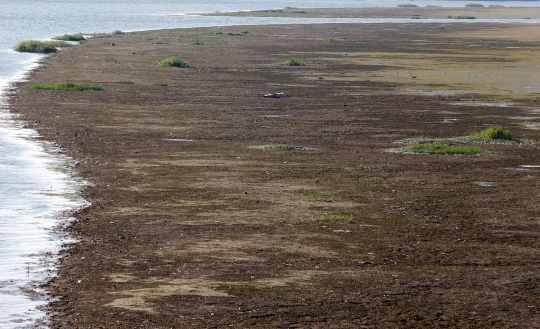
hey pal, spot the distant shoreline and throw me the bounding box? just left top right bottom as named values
left=196, top=6, right=540, bottom=19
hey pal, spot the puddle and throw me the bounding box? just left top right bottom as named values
left=442, top=118, right=460, bottom=123
left=510, top=116, right=538, bottom=120
left=162, top=138, right=196, bottom=142
left=473, top=181, right=495, bottom=187
left=261, top=114, right=291, bottom=118
left=450, top=101, right=515, bottom=107
left=519, top=165, right=540, bottom=168
left=504, top=167, right=529, bottom=171
left=523, top=122, right=540, bottom=130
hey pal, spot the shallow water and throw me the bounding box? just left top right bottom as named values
left=1, top=0, right=540, bottom=327
left=0, top=102, right=85, bottom=328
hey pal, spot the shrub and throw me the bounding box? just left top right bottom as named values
left=280, top=58, right=306, bottom=66
left=13, top=40, right=73, bottom=53
left=157, top=57, right=190, bottom=68
left=465, top=3, right=484, bottom=7
left=33, top=82, right=104, bottom=91
left=472, top=126, right=513, bottom=140
left=53, top=33, right=85, bottom=41
left=404, top=143, right=484, bottom=155
left=397, top=4, right=418, bottom=7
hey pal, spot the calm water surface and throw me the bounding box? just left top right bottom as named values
left=1, top=0, right=539, bottom=327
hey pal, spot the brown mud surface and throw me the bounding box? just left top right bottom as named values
left=8, top=21, right=540, bottom=328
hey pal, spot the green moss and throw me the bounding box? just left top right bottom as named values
left=404, top=143, right=484, bottom=155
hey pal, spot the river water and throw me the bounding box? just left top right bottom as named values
left=0, top=0, right=539, bottom=328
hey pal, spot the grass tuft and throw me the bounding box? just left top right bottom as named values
left=280, top=58, right=306, bottom=66
left=157, top=57, right=190, bottom=68
left=471, top=126, right=513, bottom=140
left=447, top=15, right=476, bottom=19
left=52, top=33, right=85, bottom=41
left=226, top=30, right=250, bottom=36
left=33, top=82, right=104, bottom=91
left=13, top=40, right=73, bottom=53
left=302, top=192, right=338, bottom=202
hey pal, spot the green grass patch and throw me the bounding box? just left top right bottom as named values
left=403, top=143, right=484, bottom=155
left=314, top=211, right=353, bottom=222
left=191, top=38, right=203, bottom=45
left=130, top=50, right=143, bottom=55
left=157, top=57, right=190, bottom=68
left=33, top=82, right=104, bottom=91
left=471, top=126, right=513, bottom=140
left=302, top=192, right=338, bottom=202
left=226, top=30, right=250, bottom=36
left=154, top=80, right=170, bottom=86
left=447, top=15, right=476, bottom=19
left=249, top=144, right=317, bottom=151
left=52, top=33, right=85, bottom=41
left=280, top=58, right=306, bottom=66
left=13, top=40, right=73, bottom=53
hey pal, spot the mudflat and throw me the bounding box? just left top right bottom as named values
left=9, top=11, right=540, bottom=329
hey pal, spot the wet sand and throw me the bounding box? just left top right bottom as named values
left=8, top=8, right=540, bottom=328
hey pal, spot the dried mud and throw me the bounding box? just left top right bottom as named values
left=8, top=21, right=540, bottom=328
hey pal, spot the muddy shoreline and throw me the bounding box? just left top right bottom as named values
left=9, top=15, right=540, bottom=328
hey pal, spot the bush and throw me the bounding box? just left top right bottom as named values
left=397, top=4, right=418, bottom=7
left=465, top=3, right=484, bottom=7
left=404, top=143, right=484, bottom=155
left=33, top=82, right=104, bottom=91
left=13, top=40, right=73, bottom=53
left=157, top=57, right=190, bottom=68
left=472, top=126, right=513, bottom=140
left=280, top=58, right=306, bottom=66
left=53, top=33, right=85, bottom=41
